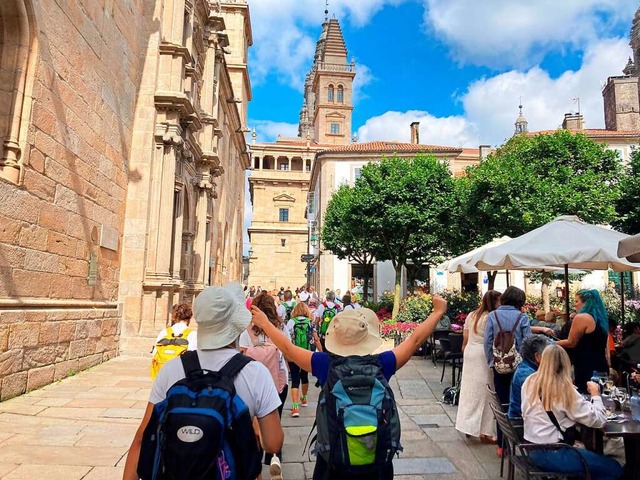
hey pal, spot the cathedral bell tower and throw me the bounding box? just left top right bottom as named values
left=298, top=14, right=355, bottom=145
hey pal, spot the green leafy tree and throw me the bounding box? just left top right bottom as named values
left=460, top=131, right=623, bottom=292
left=322, top=184, right=379, bottom=301
left=612, top=147, right=640, bottom=235
left=356, top=155, right=456, bottom=318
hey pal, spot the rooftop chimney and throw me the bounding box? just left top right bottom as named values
left=410, top=122, right=420, bottom=144
left=562, top=113, right=584, bottom=131
left=479, top=145, right=491, bottom=160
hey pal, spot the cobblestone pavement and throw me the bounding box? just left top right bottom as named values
left=0, top=355, right=502, bottom=479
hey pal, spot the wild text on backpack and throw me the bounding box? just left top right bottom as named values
left=150, top=326, right=191, bottom=380
left=292, top=316, right=315, bottom=351
left=312, top=355, right=402, bottom=474
left=319, top=303, right=339, bottom=336
left=137, top=352, right=262, bottom=480
left=492, top=312, right=523, bottom=374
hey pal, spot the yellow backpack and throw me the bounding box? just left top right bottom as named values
left=150, top=326, right=192, bottom=380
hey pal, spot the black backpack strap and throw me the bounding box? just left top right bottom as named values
left=180, top=350, right=202, bottom=376
left=220, top=353, right=253, bottom=378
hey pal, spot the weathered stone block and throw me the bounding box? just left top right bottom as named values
left=0, top=349, right=24, bottom=376
left=78, top=353, right=103, bottom=371
left=47, top=231, right=77, bottom=257
left=0, top=214, right=22, bottom=244
left=18, top=223, right=49, bottom=251
left=23, top=169, right=57, bottom=202
left=11, top=270, right=54, bottom=297
left=1, top=371, right=27, bottom=401
left=24, top=344, right=67, bottom=367
left=49, top=274, right=73, bottom=299
left=8, top=323, right=40, bottom=348
left=39, top=322, right=60, bottom=344
left=0, top=244, right=26, bottom=269
left=68, top=339, right=87, bottom=359
left=38, top=202, right=69, bottom=233
left=58, top=256, right=88, bottom=277
left=58, top=322, right=76, bottom=342
left=27, top=364, right=55, bottom=391
left=53, top=358, right=80, bottom=381
left=0, top=311, right=26, bottom=326
left=0, top=326, right=8, bottom=351
left=24, top=249, right=59, bottom=273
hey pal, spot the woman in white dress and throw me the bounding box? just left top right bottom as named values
left=455, top=290, right=501, bottom=441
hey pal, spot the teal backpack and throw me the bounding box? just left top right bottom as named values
left=292, top=316, right=314, bottom=351
left=311, top=355, right=402, bottom=475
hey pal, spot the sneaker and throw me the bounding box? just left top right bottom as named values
left=269, top=455, right=283, bottom=480
left=301, top=396, right=308, bottom=407
left=496, top=447, right=504, bottom=457
left=291, top=404, right=300, bottom=417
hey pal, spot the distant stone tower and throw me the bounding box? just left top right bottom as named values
left=514, top=103, right=528, bottom=134
left=298, top=15, right=355, bottom=145
left=602, top=7, right=640, bottom=131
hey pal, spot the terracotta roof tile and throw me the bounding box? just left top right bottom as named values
left=318, top=141, right=463, bottom=154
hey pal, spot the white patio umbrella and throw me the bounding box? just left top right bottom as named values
left=438, top=236, right=512, bottom=273
left=618, top=233, right=640, bottom=263
left=467, top=215, right=640, bottom=319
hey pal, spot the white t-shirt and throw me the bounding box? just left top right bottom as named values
left=154, top=322, right=197, bottom=352
left=149, top=348, right=281, bottom=419
left=239, top=329, right=290, bottom=374
left=314, top=301, right=339, bottom=319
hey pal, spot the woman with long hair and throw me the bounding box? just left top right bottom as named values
left=521, top=345, right=622, bottom=479
left=286, top=302, right=322, bottom=417
left=239, top=293, right=290, bottom=478
left=456, top=290, right=501, bottom=442
left=556, top=289, right=609, bottom=393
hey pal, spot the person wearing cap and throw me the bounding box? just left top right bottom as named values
left=250, top=294, right=447, bottom=480
left=123, top=282, right=284, bottom=480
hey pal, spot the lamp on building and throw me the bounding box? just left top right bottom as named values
left=310, top=234, right=319, bottom=248
left=555, top=286, right=564, bottom=298
left=248, top=247, right=254, bottom=258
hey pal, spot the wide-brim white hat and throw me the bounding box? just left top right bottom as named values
left=325, top=308, right=382, bottom=356
left=194, top=282, right=251, bottom=350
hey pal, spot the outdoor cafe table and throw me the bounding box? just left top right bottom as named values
left=603, top=412, right=640, bottom=479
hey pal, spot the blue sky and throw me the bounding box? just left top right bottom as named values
left=246, top=0, right=639, bottom=148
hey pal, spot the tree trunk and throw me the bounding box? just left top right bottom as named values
left=425, top=267, right=431, bottom=293
left=487, top=271, right=498, bottom=290
left=363, top=265, right=371, bottom=303
left=392, top=266, right=402, bottom=319
left=541, top=273, right=551, bottom=312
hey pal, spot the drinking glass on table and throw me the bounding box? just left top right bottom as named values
left=604, top=378, right=615, bottom=396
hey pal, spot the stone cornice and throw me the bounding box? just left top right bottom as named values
left=158, top=42, right=193, bottom=64
left=154, top=91, right=196, bottom=117
left=0, top=299, right=119, bottom=310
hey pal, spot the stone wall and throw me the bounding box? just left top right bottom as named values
left=0, top=0, right=150, bottom=399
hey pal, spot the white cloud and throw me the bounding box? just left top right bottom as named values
left=356, top=38, right=631, bottom=148
left=250, top=120, right=300, bottom=143
left=247, top=0, right=407, bottom=89
left=422, top=0, right=637, bottom=68
left=357, top=110, right=479, bottom=147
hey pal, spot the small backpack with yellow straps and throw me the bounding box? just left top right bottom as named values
left=150, top=326, right=192, bottom=379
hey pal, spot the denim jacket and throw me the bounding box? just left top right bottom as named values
left=484, top=305, right=532, bottom=367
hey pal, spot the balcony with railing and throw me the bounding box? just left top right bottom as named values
left=316, top=62, right=355, bottom=73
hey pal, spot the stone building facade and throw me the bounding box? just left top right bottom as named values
left=0, top=0, right=251, bottom=399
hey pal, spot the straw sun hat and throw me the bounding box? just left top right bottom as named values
left=324, top=308, right=382, bottom=356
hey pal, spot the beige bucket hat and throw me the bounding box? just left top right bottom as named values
left=324, top=308, right=382, bottom=356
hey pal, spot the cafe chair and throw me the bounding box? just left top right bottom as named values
left=487, top=385, right=522, bottom=478
left=490, top=403, right=591, bottom=480
left=439, top=333, right=463, bottom=385
left=429, top=330, right=451, bottom=366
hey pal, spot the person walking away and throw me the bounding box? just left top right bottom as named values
left=556, top=289, right=609, bottom=394
left=123, top=282, right=283, bottom=480
left=150, top=303, right=197, bottom=379
left=279, top=290, right=297, bottom=322
left=314, top=291, right=341, bottom=350
left=286, top=302, right=322, bottom=416
left=239, top=293, right=290, bottom=479
left=341, top=294, right=359, bottom=310
left=507, top=334, right=551, bottom=418
left=484, top=286, right=532, bottom=456
left=521, top=344, right=623, bottom=479
left=251, top=296, right=448, bottom=480
left=456, top=290, right=501, bottom=442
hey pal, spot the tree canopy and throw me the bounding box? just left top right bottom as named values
left=461, top=131, right=623, bottom=247
left=612, top=147, right=640, bottom=235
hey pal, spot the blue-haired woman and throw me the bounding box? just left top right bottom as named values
left=556, top=290, right=609, bottom=393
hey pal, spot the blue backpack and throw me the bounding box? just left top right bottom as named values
left=137, top=352, right=262, bottom=480
left=311, top=355, right=402, bottom=476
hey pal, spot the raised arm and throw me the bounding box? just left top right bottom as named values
left=251, top=306, right=313, bottom=372
left=392, top=295, right=447, bottom=369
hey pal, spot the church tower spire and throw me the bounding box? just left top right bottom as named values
left=514, top=102, right=528, bottom=135
left=297, top=14, right=355, bottom=145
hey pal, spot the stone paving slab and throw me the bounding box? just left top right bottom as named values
left=0, top=355, right=503, bottom=479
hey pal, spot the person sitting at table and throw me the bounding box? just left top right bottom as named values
left=556, top=290, right=609, bottom=394
left=521, top=344, right=623, bottom=480
left=618, top=322, right=640, bottom=370
left=507, top=334, right=551, bottom=419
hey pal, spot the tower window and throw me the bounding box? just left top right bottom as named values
left=337, top=86, right=344, bottom=103
left=330, top=123, right=340, bottom=135
left=279, top=208, right=289, bottom=222
left=281, top=238, right=286, bottom=247
left=328, top=85, right=335, bottom=102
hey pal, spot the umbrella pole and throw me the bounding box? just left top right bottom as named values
left=506, top=269, right=510, bottom=287
left=564, top=264, right=570, bottom=323
left=621, top=272, right=626, bottom=324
